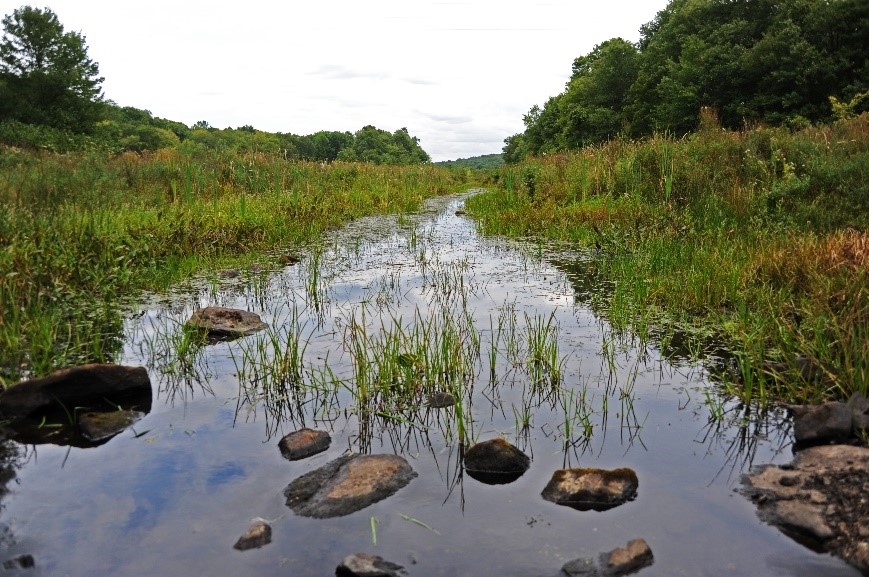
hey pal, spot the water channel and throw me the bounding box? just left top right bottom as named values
left=0, top=191, right=861, bottom=576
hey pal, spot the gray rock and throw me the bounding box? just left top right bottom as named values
left=601, top=538, right=654, bottom=575
left=790, top=402, right=852, bottom=443
left=233, top=520, right=271, bottom=551
left=428, top=391, right=455, bottom=408
left=542, top=467, right=638, bottom=511
left=743, top=444, right=869, bottom=572
left=284, top=454, right=417, bottom=518
left=185, top=306, right=267, bottom=340
left=0, top=364, right=151, bottom=419
left=78, top=410, right=145, bottom=442
left=2, top=555, right=34, bottom=570
left=463, top=438, right=530, bottom=484
left=336, top=553, right=406, bottom=577
left=278, top=428, right=331, bottom=461
left=562, top=557, right=599, bottom=576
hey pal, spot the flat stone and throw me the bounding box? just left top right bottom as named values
left=791, top=402, right=852, bottom=443
left=185, top=307, right=267, bottom=340
left=278, top=428, right=331, bottom=461
left=463, top=438, right=530, bottom=484
left=233, top=520, right=271, bottom=551
left=78, top=410, right=145, bottom=442
left=284, top=454, right=417, bottom=518
left=773, top=500, right=834, bottom=541
left=562, top=557, right=599, bottom=576
left=0, top=364, right=151, bottom=419
left=602, top=538, right=654, bottom=575
left=542, top=467, right=638, bottom=511
left=336, top=553, right=406, bottom=577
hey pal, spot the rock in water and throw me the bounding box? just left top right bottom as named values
left=602, top=538, right=654, bottom=575
left=185, top=306, right=267, bottom=340
left=78, top=410, right=145, bottom=442
left=233, top=520, right=271, bottom=551
left=278, top=428, right=331, bottom=461
left=428, top=391, right=455, bottom=408
left=0, top=364, right=151, bottom=419
left=336, top=553, right=406, bottom=577
left=542, top=467, right=638, bottom=511
left=743, top=444, right=869, bottom=572
left=463, top=438, right=530, bottom=484
left=284, top=454, right=417, bottom=518
left=788, top=402, right=852, bottom=444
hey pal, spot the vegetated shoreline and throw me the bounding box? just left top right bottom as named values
left=468, top=114, right=868, bottom=408
left=0, top=148, right=475, bottom=383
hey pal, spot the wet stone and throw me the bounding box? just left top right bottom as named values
left=427, top=391, right=455, bottom=408
left=336, top=553, right=406, bottom=577
left=233, top=520, right=271, bottom=551
left=789, top=402, right=852, bottom=444
left=278, top=428, right=331, bottom=461
left=78, top=410, right=144, bottom=442
left=542, top=467, right=638, bottom=511
left=463, top=438, right=530, bottom=484
left=185, top=306, right=267, bottom=340
left=218, top=269, right=241, bottom=279
left=0, top=364, right=151, bottom=419
left=603, top=538, right=654, bottom=575
left=284, top=454, right=417, bottom=518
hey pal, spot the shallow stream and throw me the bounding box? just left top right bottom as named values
left=0, top=191, right=861, bottom=576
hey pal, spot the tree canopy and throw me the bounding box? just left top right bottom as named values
left=506, top=0, right=869, bottom=161
left=0, top=6, right=104, bottom=133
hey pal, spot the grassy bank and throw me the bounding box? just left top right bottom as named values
left=467, top=115, right=868, bottom=404
left=0, top=147, right=468, bottom=383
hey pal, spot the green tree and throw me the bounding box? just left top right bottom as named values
left=0, top=6, right=104, bottom=132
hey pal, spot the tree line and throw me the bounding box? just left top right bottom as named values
left=0, top=6, right=430, bottom=164
left=504, top=0, right=868, bottom=162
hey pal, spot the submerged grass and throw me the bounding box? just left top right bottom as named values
left=467, top=115, right=869, bottom=404
left=0, top=147, right=467, bottom=382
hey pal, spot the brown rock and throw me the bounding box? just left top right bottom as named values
left=336, top=553, right=406, bottom=577
left=0, top=364, right=151, bottom=419
left=278, top=428, right=331, bottom=461
left=233, top=520, right=271, bottom=551
left=185, top=307, right=267, bottom=340
left=428, top=391, right=455, bottom=408
left=284, top=454, right=417, bottom=518
left=603, top=538, right=654, bottom=575
left=463, top=438, right=530, bottom=484
left=542, top=467, right=638, bottom=511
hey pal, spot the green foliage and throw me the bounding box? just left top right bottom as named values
left=508, top=0, right=869, bottom=160
left=436, top=154, right=503, bottom=169
left=0, top=6, right=104, bottom=133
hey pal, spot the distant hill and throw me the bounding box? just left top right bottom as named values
left=436, top=153, right=503, bottom=169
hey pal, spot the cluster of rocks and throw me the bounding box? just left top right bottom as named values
left=742, top=393, right=869, bottom=572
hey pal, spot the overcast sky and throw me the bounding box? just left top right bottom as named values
left=1, top=1, right=670, bottom=161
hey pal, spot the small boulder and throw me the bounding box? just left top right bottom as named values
left=602, top=538, right=654, bottom=575
left=463, top=438, right=530, bottom=484
left=284, top=454, right=417, bottom=518
left=542, top=467, right=638, bottom=511
left=788, top=402, right=852, bottom=444
left=428, top=391, right=455, bottom=408
left=233, top=520, right=271, bottom=551
left=278, top=428, right=331, bottom=461
left=336, top=553, right=406, bottom=577
left=78, top=410, right=145, bottom=442
left=185, top=307, right=267, bottom=340
left=0, top=364, right=151, bottom=419
left=218, top=269, right=241, bottom=279
left=280, top=253, right=301, bottom=266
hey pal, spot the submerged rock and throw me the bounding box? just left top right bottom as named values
left=284, top=454, right=417, bottom=518
left=463, top=438, right=530, bottom=484
left=742, top=444, right=869, bottom=572
left=78, top=410, right=145, bottom=442
left=278, top=428, right=331, bottom=461
left=427, top=391, right=455, bottom=408
left=185, top=306, right=267, bottom=340
left=2, top=555, right=34, bottom=570
left=233, top=520, right=272, bottom=551
left=542, top=467, right=638, bottom=511
left=0, top=364, right=151, bottom=419
left=336, top=553, right=406, bottom=577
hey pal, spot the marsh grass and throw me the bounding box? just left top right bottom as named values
left=467, top=115, right=869, bottom=405
left=1, top=148, right=465, bottom=381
